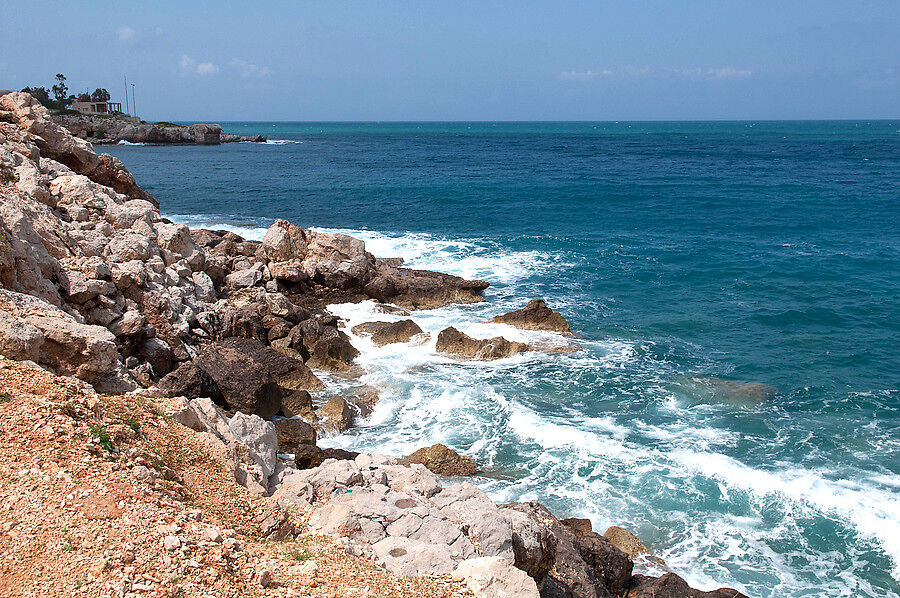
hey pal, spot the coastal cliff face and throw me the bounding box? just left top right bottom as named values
left=0, top=91, right=746, bottom=598
left=54, top=113, right=266, bottom=145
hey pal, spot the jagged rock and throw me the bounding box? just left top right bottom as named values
left=407, top=444, right=477, bottom=476
left=317, top=397, right=354, bottom=434
left=563, top=519, right=634, bottom=598
left=436, top=327, right=530, bottom=360
left=274, top=418, right=316, bottom=453
left=54, top=113, right=265, bottom=146
left=627, top=574, right=748, bottom=598
left=452, top=556, right=539, bottom=598
left=603, top=525, right=648, bottom=559
left=489, top=298, right=571, bottom=333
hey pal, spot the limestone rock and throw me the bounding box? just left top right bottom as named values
left=435, top=327, right=530, bottom=360
left=489, top=298, right=571, bottom=333
left=407, top=444, right=477, bottom=476
left=261, top=220, right=308, bottom=262
left=0, top=289, right=119, bottom=383
left=452, top=556, right=539, bottom=598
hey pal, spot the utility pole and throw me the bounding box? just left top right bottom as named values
left=131, top=84, right=136, bottom=119
left=124, top=75, right=129, bottom=115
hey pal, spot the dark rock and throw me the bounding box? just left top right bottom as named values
left=435, top=326, right=530, bottom=360
left=274, top=418, right=316, bottom=453
left=503, top=501, right=633, bottom=598
left=627, top=574, right=748, bottom=598
left=158, top=362, right=222, bottom=401
left=256, top=501, right=294, bottom=540
left=281, top=389, right=314, bottom=418
left=139, top=337, right=173, bottom=377
left=195, top=337, right=286, bottom=419
left=406, top=443, right=477, bottom=476
left=489, top=298, right=571, bottom=333
left=292, top=445, right=360, bottom=469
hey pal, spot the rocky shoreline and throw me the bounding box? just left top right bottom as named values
left=53, top=112, right=266, bottom=145
left=0, top=91, right=746, bottom=597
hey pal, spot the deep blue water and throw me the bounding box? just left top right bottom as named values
left=106, top=121, right=900, bottom=597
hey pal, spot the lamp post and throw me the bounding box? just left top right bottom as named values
left=131, top=84, right=136, bottom=119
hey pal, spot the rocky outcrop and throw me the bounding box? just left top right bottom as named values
left=407, top=443, right=477, bottom=476
left=0, top=92, right=488, bottom=398
left=261, top=219, right=489, bottom=309
left=53, top=114, right=266, bottom=145
left=452, top=557, right=539, bottom=598
left=436, top=327, right=531, bottom=360
left=489, top=298, right=571, bottom=334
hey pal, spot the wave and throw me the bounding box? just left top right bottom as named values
left=264, top=139, right=302, bottom=144
left=116, top=140, right=146, bottom=146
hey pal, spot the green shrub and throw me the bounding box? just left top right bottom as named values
left=90, top=425, right=115, bottom=452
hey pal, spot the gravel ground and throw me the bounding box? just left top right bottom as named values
left=0, top=357, right=470, bottom=598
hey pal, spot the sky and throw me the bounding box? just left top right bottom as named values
left=2, top=1, right=898, bottom=121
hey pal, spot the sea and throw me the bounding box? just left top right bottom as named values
left=105, top=121, right=900, bottom=597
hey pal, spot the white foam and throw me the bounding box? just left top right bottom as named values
left=671, top=450, right=900, bottom=579
left=264, top=139, right=302, bottom=144
left=116, top=139, right=146, bottom=145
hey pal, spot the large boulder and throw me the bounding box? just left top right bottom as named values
left=602, top=525, right=648, bottom=559
left=407, top=444, right=477, bottom=476
left=195, top=337, right=287, bottom=419
left=489, top=298, right=571, bottom=333
left=317, top=397, right=354, bottom=435
left=0, top=289, right=119, bottom=383
left=436, top=327, right=530, bottom=360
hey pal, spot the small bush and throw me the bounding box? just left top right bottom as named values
left=0, top=391, right=12, bottom=402
left=290, top=548, right=311, bottom=561
left=124, top=417, right=141, bottom=435
left=0, top=170, right=18, bottom=183
left=90, top=425, right=115, bottom=452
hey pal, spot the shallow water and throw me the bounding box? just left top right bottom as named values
left=105, top=121, right=900, bottom=597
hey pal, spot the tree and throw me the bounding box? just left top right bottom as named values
left=21, top=86, right=52, bottom=108
left=90, top=88, right=111, bottom=102
left=77, top=92, right=90, bottom=102
left=51, top=73, right=69, bottom=109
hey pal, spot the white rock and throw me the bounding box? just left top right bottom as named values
left=452, top=556, right=539, bottom=598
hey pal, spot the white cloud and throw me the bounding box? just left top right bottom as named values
left=229, top=58, right=272, bottom=79
left=117, top=26, right=136, bottom=43
left=558, top=69, right=612, bottom=82
left=179, top=55, right=219, bottom=76
left=709, top=67, right=752, bottom=79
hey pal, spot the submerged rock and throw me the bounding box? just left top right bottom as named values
left=681, top=376, right=778, bottom=407
left=489, top=298, right=571, bottom=333
left=407, top=444, right=477, bottom=476
left=435, top=326, right=530, bottom=360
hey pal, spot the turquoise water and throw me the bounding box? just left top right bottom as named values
left=105, top=121, right=899, bottom=596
